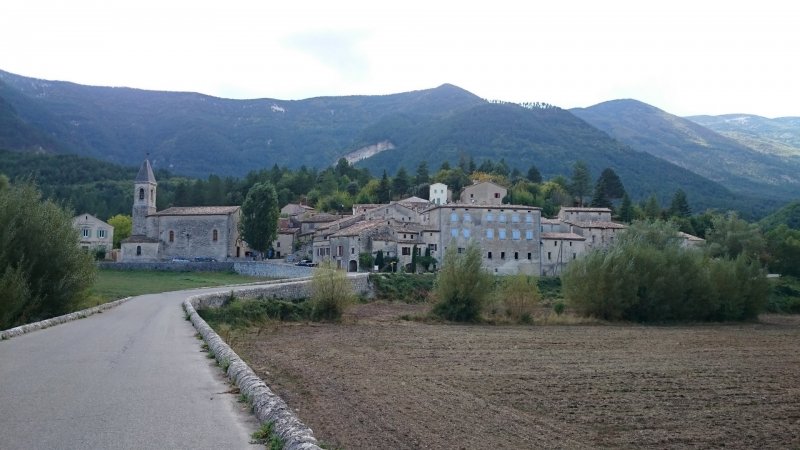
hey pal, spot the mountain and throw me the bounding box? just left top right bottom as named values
left=0, top=69, right=484, bottom=176
left=571, top=100, right=800, bottom=203
left=760, top=201, right=800, bottom=231
left=0, top=69, right=780, bottom=216
left=687, top=114, right=800, bottom=158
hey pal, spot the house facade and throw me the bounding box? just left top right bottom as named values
left=72, top=213, right=114, bottom=258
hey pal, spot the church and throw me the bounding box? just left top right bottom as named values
left=120, top=159, right=248, bottom=262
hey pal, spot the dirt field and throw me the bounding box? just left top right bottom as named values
left=230, top=303, right=800, bottom=449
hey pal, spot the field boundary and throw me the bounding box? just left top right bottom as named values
left=183, top=273, right=369, bottom=450
left=0, top=296, right=132, bottom=341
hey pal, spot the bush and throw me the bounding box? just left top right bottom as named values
left=0, top=183, right=96, bottom=329
left=496, top=273, right=541, bottom=322
left=369, top=273, right=435, bottom=303
left=432, top=241, right=493, bottom=322
left=310, top=262, right=354, bottom=321
left=766, top=276, right=800, bottom=313
left=198, top=297, right=312, bottom=328
left=563, top=220, right=768, bottom=323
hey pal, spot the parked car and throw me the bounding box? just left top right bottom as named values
left=295, top=259, right=313, bottom=266
left=171, top=257, right=190, bottom=263
left=193, top=257, right=217, bottom=262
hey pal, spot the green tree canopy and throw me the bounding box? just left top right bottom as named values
left=569, top=161, right=591, bottom=206
left=392, top=167, right=411, bottom=199
left=415, top=161, right=430, bottom=185
left=107, top=214, right=132, bottom=249
left=618, top=193, right=634, bottom=223
left=595, top=168, right=626, bottom=200
left=432, top=241, right=494, bottom=322
left=377, top=170, right=391, bottom=203
left=526, top=165, right=542, bottom=183
left=669, top=189, right=691, bottom=218
left=240, top=182, right=279, bottom=258
left=0, top=182, right=96, bottom=329
left=705, top=212, right=765, bottom=260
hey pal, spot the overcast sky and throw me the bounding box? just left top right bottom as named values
left=2, top=1, right=797, bottom=117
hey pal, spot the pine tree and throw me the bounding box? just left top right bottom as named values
left=619, top=194, right=634, bottom=223
left=668, top=189, right=691, bottom=218
left=527, top=165, right=542, bottom=183
left=392, top=167, right=410, bottom=198
left=595, top=168, right=626, bottom=200
left=377, top=170, right=391, bottom=203
left=415, top=161, right=430, bottom=185
left=590, top=183, right=612, bottom=208
left=570, top=161, right=591, bottom=207
left=644, top=194, right=661, bottom=219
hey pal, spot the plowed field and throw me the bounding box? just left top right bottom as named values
left=231, top=304, right=800, bottom=449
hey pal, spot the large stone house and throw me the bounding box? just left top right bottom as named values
left=72, top=213, right=114, bottom=258
left=120, top=159, right=248, bottom=262
left=460, top=181, right=507, bottom=205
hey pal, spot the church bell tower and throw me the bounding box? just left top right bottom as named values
left=132, top=158, right=157, bottom=236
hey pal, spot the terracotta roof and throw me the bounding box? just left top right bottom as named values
left=570, top=221, right=627, bottom=230
left=542, top=232, right=586, bottom=241
left=122, top=234, right=160, bottom=244
left=330, top=220, right=385, bottom=238
left=152, top=206, right=239, bottom=216
left=302, top=213, right=342, bottom=223
left=278, top=227, right=299, bottom=234
left=541, top=218, right=562, bottom=225
left=561, top=207, right=612, bottom=213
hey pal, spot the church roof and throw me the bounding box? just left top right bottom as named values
left=135, top=159, right=157, bottom=183
left=152, top=206, right=240, bottom=216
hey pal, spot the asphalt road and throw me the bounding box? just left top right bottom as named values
left=0, top=288, right=260, bottom=449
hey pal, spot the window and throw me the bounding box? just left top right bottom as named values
left=573, top=253, right=577, bottom=260
left=458, top=247, right=465, bottom=254
left=450, top=212, right=458, bottom=223
left=527, top=252, right=532, bottom=260
left=326, top=248, right=330, bottom=256
left=338, top=246, right=343, bottom=256
left=526, top=214, right=533, bottom=223
left=498, top=229, right=506, bottom=240
left=136, top=245, right=142, bottom=256
left=351, top=248, right=355, bottom=254
left=462, top=228, right=470, bottom=238
left=451, top=228, right=458, bottom=238
left=525, top=230, right=534, bottom=240
left=82, top=228, right=91, bottom=238
left=514, top=252, right=519, bottom=260
left=554, top=241, right=558, bottom=247
left=494, top=192, right=500, bottom=198
left=486, top=213, right=494, bottom=222
left=213, top=229, right=218, bottom=242
left=402, top=247, right=411, bottom=255
left=501, top=251, right=506, bottom=259
left=169, top=231, right=174, bottom=242
left=512, top=229, right=521, bottom=240
left=487, top=251, right=492, bottom=259
left=486, top=229, right=494, bottom=239
left=569, top=241, right=573, bottom=247
left=428, top=243, right=438, bottom=251
left=97, top=229, right=106, bottom=238
left=511, top=214, right=520, bottom=223
left=547, top=252, right=552, bottom=260
left=463, top=212, right=472, bottom=222
left=150, top=189, right=154, bottom=202
left=277, top=241, right=280, bottom=247
left=499, top=214, right=507, bottom=223
left=139, top=188, right=144, bottom=200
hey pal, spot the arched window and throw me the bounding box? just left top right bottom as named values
left=150, top=189, right=154, bottom=202
left=139, top=188, right=145, bottom=200
left=212, top=230, right=218, bottom=242
left=169, top=230, right=174, bottom=242
left=136, top=245, right=142, bottom=256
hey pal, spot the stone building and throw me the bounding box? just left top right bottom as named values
left=72, top=213, right=114, bottom=258
left=460, top=181, right=507, bottom=205
left=120, top=159, right=248, bottom=262
left=429, top=182, right=449, bottom=205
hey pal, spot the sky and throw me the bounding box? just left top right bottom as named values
left=1, top=1, right=798, bottom=117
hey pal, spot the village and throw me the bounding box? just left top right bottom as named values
left=73, top=159, right=704, bottom=275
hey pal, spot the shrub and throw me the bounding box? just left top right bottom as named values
left=553, top=301, right=566, bottom=315
left=496, top=273, right=541, bottom=322
left=198, top=297, right=311, bottom=328
left=0, top=183, right=96, bottom=329
left=432, top=241, right=493, bottom=322
left=369, top=273, right=435, bottom=303
left=310, top=261, right=354, bottom=321
left=766, top=276, right=800, bottom=313
left=563, top=220, right=768, bottom=323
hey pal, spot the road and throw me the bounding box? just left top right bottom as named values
left=0, top=288, right=260, bottom=449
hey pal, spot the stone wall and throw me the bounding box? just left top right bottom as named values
left=97, top=261, right=316, bottom=278
left=233, top=262, right=314, bottom=279
left=1, top=296, right=132, bottom=340
left=183, top=273, right=371, bottom=450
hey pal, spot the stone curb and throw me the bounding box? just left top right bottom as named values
left=0, top=296, right=133, bottom=341
left=183, top=279, right=327, bottom=450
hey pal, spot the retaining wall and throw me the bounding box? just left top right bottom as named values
left=98, top=261, right=315, bottom=279
left=184, top=273, right=370, bottom=450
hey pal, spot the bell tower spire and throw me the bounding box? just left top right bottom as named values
left=132, top=157, right=157, bottom=236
